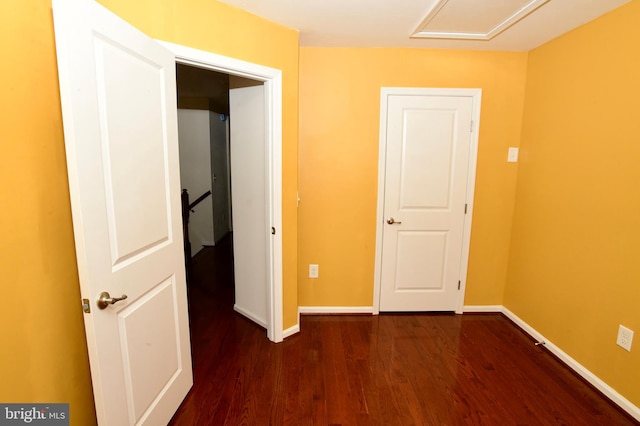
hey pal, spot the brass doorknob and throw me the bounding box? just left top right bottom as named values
left=97, top=292, right=128, bottom=310
left=386, top=217, right=402, bottom=225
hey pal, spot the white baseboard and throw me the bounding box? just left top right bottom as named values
left=298, top=306, right=374, bottom=315
left=282, top=306, right=372, bottom=339
left=233, top=305, right=267, bottom=329
left=283, top=323, right=300, bottom=339
left=498, top=306, right=640, bottom=422
left=463, top=305, right=503, bottom=313
left=290, top=303, right=639, bottom=419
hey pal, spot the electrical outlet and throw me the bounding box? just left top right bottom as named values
left=309, top=264, right=319, bottom=279
left=616, top=325, right=634, bottom=352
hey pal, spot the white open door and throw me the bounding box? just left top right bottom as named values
left=229, top=85, right=269, bottom=328
left=52, top=1, right=192, bottom=424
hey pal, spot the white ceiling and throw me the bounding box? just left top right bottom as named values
left=217, top=0, right=630, bottom=51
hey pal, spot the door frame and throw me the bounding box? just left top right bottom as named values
left=373, top=87, right=482, bottom=315
left=159, top=41, right=283, bottom=343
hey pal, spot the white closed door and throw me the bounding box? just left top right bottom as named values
left=53, top=1, right=192, bottom=424
left=378, top=89, right=480, bottom=312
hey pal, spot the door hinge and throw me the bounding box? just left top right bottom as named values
left=470, top=120, right=474, bottom=133
left=458, top=281, right=461, bottom=290
left=271, top=227, right=276, bottom=235
left=82, top=298, right=91, bottom=314
left=464, top=204, right=468, bottom=214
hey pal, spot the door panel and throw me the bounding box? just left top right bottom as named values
left=379, top=93, right=475, bottom=312
left=98, top=37, right=171, bottom=264
left=395, top=231, right=447, bottom=290
left=52, top=0, right=192, bottom=424
left=119, top=277, right=180, bottom=422
left=399, top=110, right=455, bottom=208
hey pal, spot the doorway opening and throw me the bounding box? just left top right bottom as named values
left=177, top=64, right=234, bottom=258
left=176, top=64, right=265, bottom=329
left=161, top=40, right=284, bottom=343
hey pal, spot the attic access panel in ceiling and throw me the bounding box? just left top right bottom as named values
left=412, top=0, right=550, bottom=41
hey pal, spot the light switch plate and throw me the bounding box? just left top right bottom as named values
left=508, top=147, right=519, bottom=163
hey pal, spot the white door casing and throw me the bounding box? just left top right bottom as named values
left=374, top=88, right=481, bottom=314
left=52, top=1, right=192, bottom=424
left=159, top=42, right=284, bottom=343
left=230, top=85, right=268, bottom=327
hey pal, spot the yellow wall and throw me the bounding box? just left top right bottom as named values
left=0, top=1, right=96, bottom=424
left=5, top=0, right=637, bottom=418
left=0, top=0, right=298, bottom=424
left=298, top=48, right=528, bottom=307
left=504, top=1, right=640, bottom=406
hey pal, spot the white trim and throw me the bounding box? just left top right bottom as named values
left=373, top=87, right=482, bottom=316
left=159, top=41, right=284, bottom=343
left=233, top=305, right=267, bottom=329
left=412, top=0, right=549, bottom=41
left=463, top=305, right=640, bottom=420
left=283, top=323, right=300, bottom=339
left=498, top=306, right=640, bottom=421
left=456, top=90, right=482, bottom=313
left=299, top=306, right=374, bottom=315
left=372, top=88, right=389, bottom=315
left=463, top=305, right=503, bottom=313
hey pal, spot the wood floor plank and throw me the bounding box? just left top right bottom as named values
left=169, top=239, right=638, bottom=425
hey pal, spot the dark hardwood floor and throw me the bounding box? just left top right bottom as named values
left=170, top=236, right=637, bottom=425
